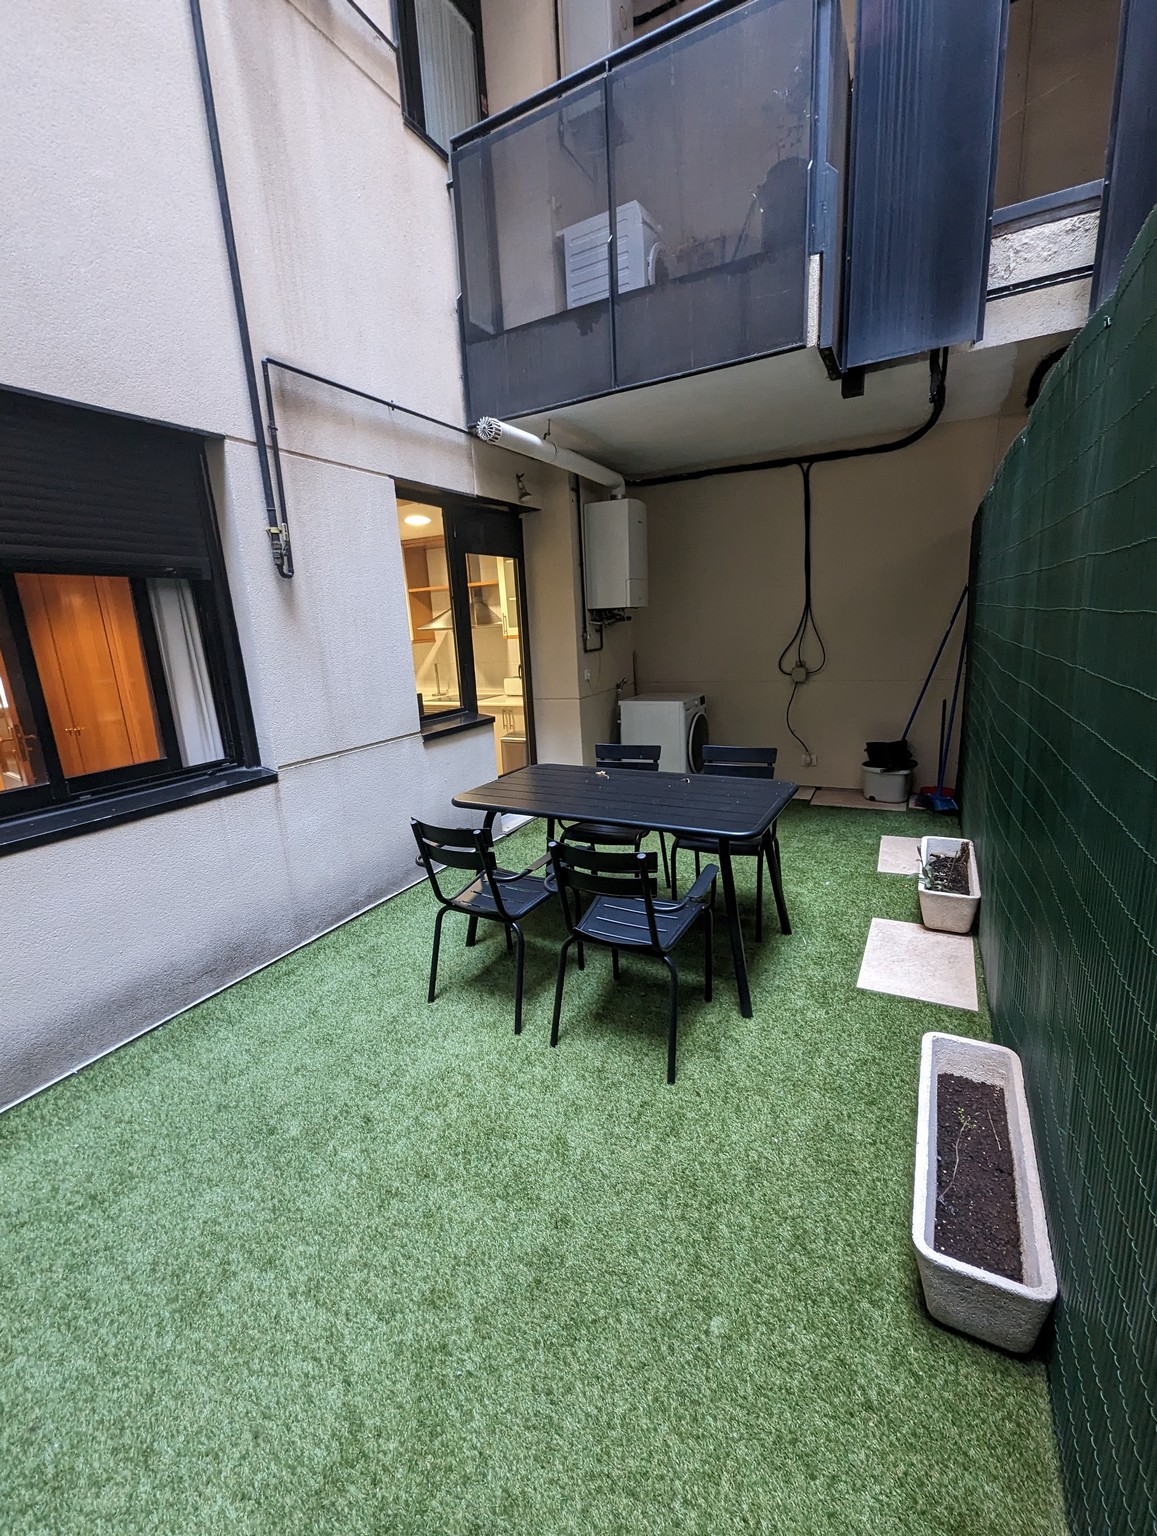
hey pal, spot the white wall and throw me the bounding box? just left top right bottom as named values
left=0, top=0, right=579, bottom=1109
left=630, top=417, right=1019, bottom=791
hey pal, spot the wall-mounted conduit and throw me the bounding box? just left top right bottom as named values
left=629, top=349, right=949, bottom=754
left=261, top=358, right=476, bottom=538
left=189, top=0, right=292, bottom=576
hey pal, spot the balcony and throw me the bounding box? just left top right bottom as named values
left=452, top=0, right=847, bottom=424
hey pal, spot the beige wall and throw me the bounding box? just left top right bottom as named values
left=631, top=416, right=1020, bottom=791
left=481, top=0, right=557, bottom=113
left=0, top=0, right=581, bottom=1108
left=996, top=0, right=1120, bottom=207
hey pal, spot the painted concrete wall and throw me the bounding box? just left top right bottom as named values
left=0, top=0, right=576, bottom=1109
left=995, top=0, right=1119, bottom=207
left=629, top=417, right=1019, bottom=791
left=481, top=0, right=558, bottom=113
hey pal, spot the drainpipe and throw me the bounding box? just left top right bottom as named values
left=474, top=418, right=627, bottom=497
left=188, top=0, right=293, bottom=576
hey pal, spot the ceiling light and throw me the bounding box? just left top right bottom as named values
left=404, top=512, right=432, bottom=526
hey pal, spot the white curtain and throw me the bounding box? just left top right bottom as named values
left=415, top=0, right=480, bottom=151
left=147, top=579, right=224, bottom=767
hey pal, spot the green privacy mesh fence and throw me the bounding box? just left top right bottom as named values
left=964, top=211, right=1157, bottom=1535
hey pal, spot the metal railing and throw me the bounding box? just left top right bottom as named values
left=450, top=0, right=847, bottom=422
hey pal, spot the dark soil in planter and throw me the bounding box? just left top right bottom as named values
left=924, top=844, right=971, bottom=895
left=934, top=1073, right=1022, bottom=1282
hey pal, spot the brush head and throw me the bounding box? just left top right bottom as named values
left=916, top=791, right=960, bottom=814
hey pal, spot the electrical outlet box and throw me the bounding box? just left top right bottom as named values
left=791, top=664, right=808, bottom=684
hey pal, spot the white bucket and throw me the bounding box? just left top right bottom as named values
left=862, top=765, right=910, bottom=803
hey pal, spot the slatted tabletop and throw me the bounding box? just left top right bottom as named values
left=453, top=763, right=797, bottom=1021
left=453, top=762, right=797, bottom=841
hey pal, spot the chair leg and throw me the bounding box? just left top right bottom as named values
left=755, top=848, right=764, bottom=943
left=512, top=922, right=526, bottom=1035
left=694, top=849, right=701, bottom=879
left=703, top=907, right=713, bottom=1002
left=658, top=832, right=670, bottom=889
left=465, top=915, right=479, bottom=948
left=768, top=828, right=792, bottom=935
left=661, top=953, right=679, bottom=1085
left=428, top=906, right=448, bottom=1003
left=670, top=843, right=679, bottom=899
left=505, top=924, right=513, bottom=953
left=612, top=947, right=621, bottom=981
left=551, top=937, right=574, bottom=1047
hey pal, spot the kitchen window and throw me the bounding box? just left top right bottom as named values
left=0, top=388, right=268, bottom=849
left=395, top=0, right=487, bottom=153
left=398, top=489, right=534, bottom=771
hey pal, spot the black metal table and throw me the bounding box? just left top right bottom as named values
left=453, top=763, right=797, bottom=1018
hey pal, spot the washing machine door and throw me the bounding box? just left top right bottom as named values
left=687, top=708, right=709, bottom=772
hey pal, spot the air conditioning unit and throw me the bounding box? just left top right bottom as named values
left=561, top=201, right=663, bottom=309
left=583, top=498, right=647, bottom=609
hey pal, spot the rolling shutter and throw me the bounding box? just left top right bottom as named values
left=0, top=389, right=213, bottom=579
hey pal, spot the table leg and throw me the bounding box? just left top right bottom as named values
left=718, top=838, right=752, bottom=1019
left=482, top=810, right=498, bottom=836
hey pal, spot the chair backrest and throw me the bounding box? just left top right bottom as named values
left=549, top=840, right=663, bottom=948
left=411, top=818, right=507, bottom=916
left=595, top=742, right=661, bottom=771
left=701, top=744, right=778, bottom=779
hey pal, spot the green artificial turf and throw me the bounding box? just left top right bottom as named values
left=0, top=806, right=1067, bottom=1535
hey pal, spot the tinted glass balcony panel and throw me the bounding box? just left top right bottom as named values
left=455, top=80, right=613, bottom=421
left=609, top=0, right=812, bottom=388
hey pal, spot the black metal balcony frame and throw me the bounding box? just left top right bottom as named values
left=450, top=0, right=849, bottom=422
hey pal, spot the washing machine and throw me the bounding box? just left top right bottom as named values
left=619, top=693, right=709, bottom=774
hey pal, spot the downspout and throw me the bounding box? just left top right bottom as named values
left=474, top=418, right=627, bottom=497
left=188, top=0, right=293, bottom=576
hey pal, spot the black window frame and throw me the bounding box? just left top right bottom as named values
left=397, top=484, right=536, bottom=760
left=395, top=0, right=488, bottom=156
left=0, top=393, right=271, bottom=854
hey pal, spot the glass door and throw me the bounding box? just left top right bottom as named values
left=444, top=504, right=535, bottom=773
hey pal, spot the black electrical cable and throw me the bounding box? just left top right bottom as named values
left=627, top=349, right=948, bottom=490
left=777, top=461, right=825, bottom=752
left=628, top=350, right=949, bottom=757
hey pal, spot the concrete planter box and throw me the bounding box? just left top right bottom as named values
left=918, top=836, right=980, bottom=932
left=913, top=1031, right=1057, bottom=1353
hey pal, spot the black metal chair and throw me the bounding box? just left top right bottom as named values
left=411, top=819, right=553, bottom=1035
left=548, top=841, right=716, bottom=1084
left=558, top=742, right=671, bottom=886
left=670, top=745, right=791, bottom=940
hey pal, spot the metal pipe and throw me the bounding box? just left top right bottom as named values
left=260, top=358, right=475, bottom=537
left=188, top=0, right=292, bottom=576
left=474, top=417, right=626, bottom=496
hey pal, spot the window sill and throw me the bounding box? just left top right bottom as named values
left=401, top=114, right=450, bottom=162
left=420, top=711, right=494, bottom=743
left=0, top=765, right=278, bottom=857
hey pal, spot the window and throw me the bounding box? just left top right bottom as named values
left=397, top=490, right=534, bottom=770
left=396, top=0, right=487, bottom=152
left=0, top=388, right=266, bottom=845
